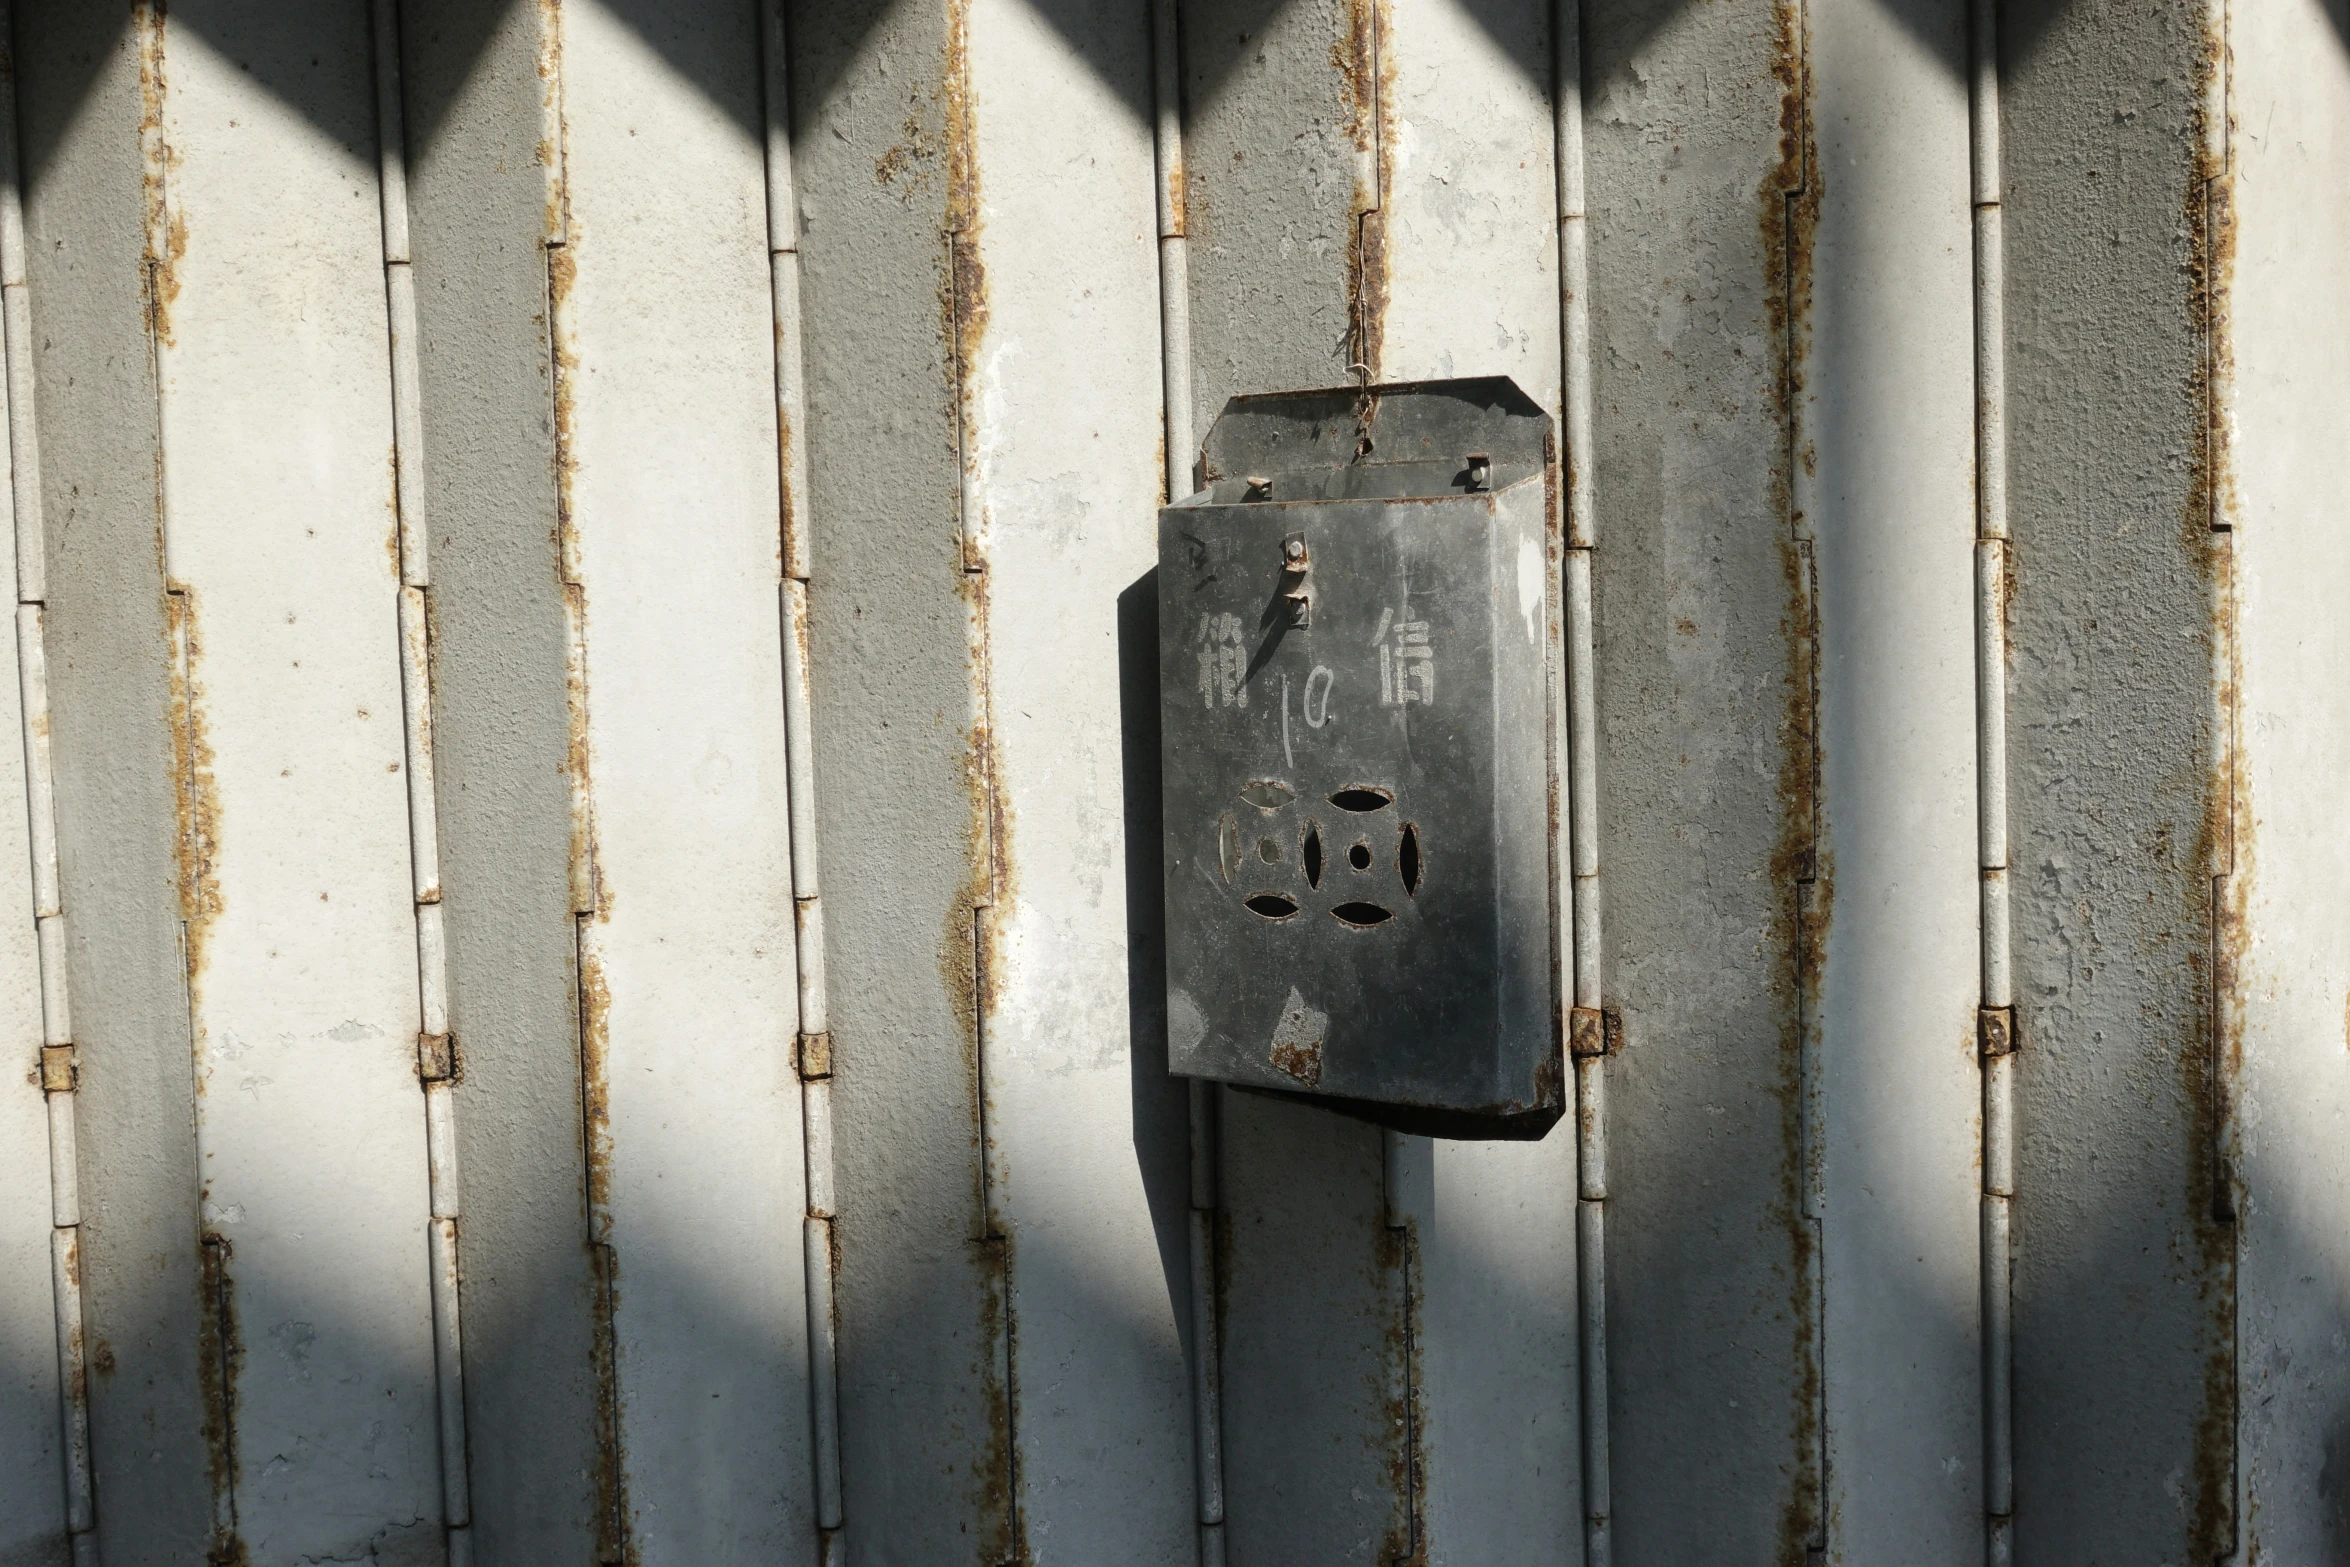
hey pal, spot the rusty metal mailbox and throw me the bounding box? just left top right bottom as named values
left=1158, top=378, right=1563, bottom=1137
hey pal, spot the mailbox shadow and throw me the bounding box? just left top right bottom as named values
left=1116, top=567, right=1200, bottom=1371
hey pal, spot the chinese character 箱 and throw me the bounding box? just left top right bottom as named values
left=1197, top=612, right=1250, bottom=710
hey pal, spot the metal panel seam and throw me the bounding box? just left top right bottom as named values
left=2198, top=2, right=2242, bottom=1556
left=370, top=0, right=470, bottom=1545
left=1152, top=6, right=1229, bottom=1560
left=1970, top=0, right=2016, bottom=1550
left=0, top=1, right=94, bottom=1540
left=1553, top=3, right=1606, bottom=1559
left=1776, top=0, right=1827, bottom=1550
left=536, top=16, right=627, bottom=1561
left=942, top=8, right=1021, bottom=1556
left=760, top=0, right=843, bottom=1546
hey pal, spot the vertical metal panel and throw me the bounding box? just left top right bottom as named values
left=1805, top=1, right=1982, bottom=1557
left=962, top=1, right=1196, bottom=1560
left=0, top=127, right=64, bottom=1551
left=397, top=0, right=606, bottom=1554
left=1216, top=1096, right=1401, bottom=1562
left=1375, top=0, right=1561, bottom=415
left=1375, top=9, right=1581, bottom=1554
left=1418, top=1137, right=1580, bottom=1565
left=149, top=7, right=441, bottom=1556
left=2000, top=0, right=2233, bottom=1555
left=554, top=2, right=814, bottom=1557
left=1179, top=2, right=1581, bottom=1558
left=1582, top=0, right=1817, bottom=1553
left=788, top=1, right=1012, bottom=1557
left=2225, top=2, right=2350, bottom=1555
left=18, top=6, right=213, bottom=1558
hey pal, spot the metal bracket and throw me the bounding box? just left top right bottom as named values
left=798, top=1030, right=834, bottom=1081
left=416, top=1032, right=457, bottom=1083
left=1569, top=1006, right=1608, bottom=1060
left=38, top=1043, right=75, bottom=1094
left=1978, top=1006, right=2015, bottom=1059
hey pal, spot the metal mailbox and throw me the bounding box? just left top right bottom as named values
left=1159, top=378, right=1564, bottom=1137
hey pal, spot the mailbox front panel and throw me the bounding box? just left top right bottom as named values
left=1158, top=452, right=1560, bottom=1128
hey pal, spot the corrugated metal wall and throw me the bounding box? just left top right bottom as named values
left=1, top=0, right=2345, bottom=1563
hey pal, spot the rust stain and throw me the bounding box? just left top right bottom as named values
left=534, top=21, right=628, bottom=1558
left=777, top=392, right=804, bottom=576
left=198, top=1231, right=243, bottom=1565
left=168, top=590, right=223, bottom=1009
left=1342, top=0, right=1394, bottom=381
left=1376, top=1220, right=1425, bottom=1566
left=587, top=1238, right=629, bottom=1567
left=136, top=2, right=186, bottom=349
left=2184, top=12, right=2241, bottom=1555
left=936, top=4, right=1023, bottom=1559
left=1165, top=160, right=1189, bottom=239
left=1268, top=1036, right=1322, bottom=1087
left=1760, top=2, right=1825, bottom=1560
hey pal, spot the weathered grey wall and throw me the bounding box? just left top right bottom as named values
left=2001, top=0, right=2232, bottom=1558
left=5, top=0, right=2350, bottom=1563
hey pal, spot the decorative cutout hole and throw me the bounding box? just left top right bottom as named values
left=1241, top=780, right=1295, bottom=812
left=1303, top=823, right=1323, bottom=888
left=1348, top=841, right=1372, bottom=871
left=1245, top=893, right=1299, bottom=920
left=1331, top=902, right=1393, bottom=927
left=1329, top=786, right=1393, bottom=813
left=1400, top=824, right=1421, bottom=895
left=1258, top=838, right=1282, bottom=863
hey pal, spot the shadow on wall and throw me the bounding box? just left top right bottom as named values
left=23, top=0, right=2316, bottom=191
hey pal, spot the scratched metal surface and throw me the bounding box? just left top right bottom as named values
left=152, top=6, right=443, bottom=1557
left=398, top=0, right=606, bottom=1555
left=2215, top=3, right=2350, bottom=1558
left=2000, top=0, right=2235, bottom=1557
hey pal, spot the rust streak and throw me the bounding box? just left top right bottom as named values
left=2184, top=11, right=2242, bottom=1554
left=198, top=1231, right=244, bottom=1565
left=136, top=3, right=186, bottom=348
left=937, top=2, right=1024, bottom=1559
left=1341, top=0, right=1394, bottom=381
left=1760, top=1, right=1824, bottom=1559
left=169, top=590, right=223, bottom=1009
